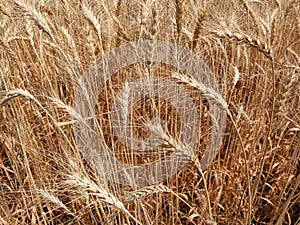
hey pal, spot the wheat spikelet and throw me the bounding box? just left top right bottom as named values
left=114, top=0, right=126, bottom=46
left=0, top=89, right=33, bottom=106
left=25, top=18, right=34, bottom=40
left=48, top=96, right=86, bottom=126
left=99, top=1, right=129, bottom=42
left=296, top=12, right=300, bottom=37
left=139, top=1, right=149, bottom=26
left=114, top=81, right=130, bottom=128
left=61, top=26, right=81, bottom=67
left=115, top=0, right=122, bottom=17
left=212, top=30, right=273, bottom=60
left=273, top=49, right=299, bottom=130
left=276, top=71, right=299, bottom=118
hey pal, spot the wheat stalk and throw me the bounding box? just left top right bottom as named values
left=0, top=215, right=8, bottom=225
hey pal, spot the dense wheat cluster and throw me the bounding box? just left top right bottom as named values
left=0, top=0, right=299, bottom=224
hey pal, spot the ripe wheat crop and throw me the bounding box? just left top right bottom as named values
left=0, top=0, right=299, bottom=224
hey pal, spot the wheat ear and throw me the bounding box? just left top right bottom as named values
left=145, top=117, right=215, bottom=223
left=82, top=2, right=104, bottom=52
left=0, top=39, right=18, bottom=65
left=172, top=72, right=229, bottom=113
left=61, top=0, right=71, bottom=25
left=37, top=189, right=75, bottom=217
left=190, top=9, right=208, bottom=50
left=239, top=0, right=260, bottom=32
left=212, top=30, right=273, bottom=60
left=65, top=173, right=142, bottom=225
left=123, top=184, right=171, bottom=202
left=175, top=0, right=184, bottom=40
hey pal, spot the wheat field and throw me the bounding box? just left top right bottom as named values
left=0, top=0, right=299, bottom=224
